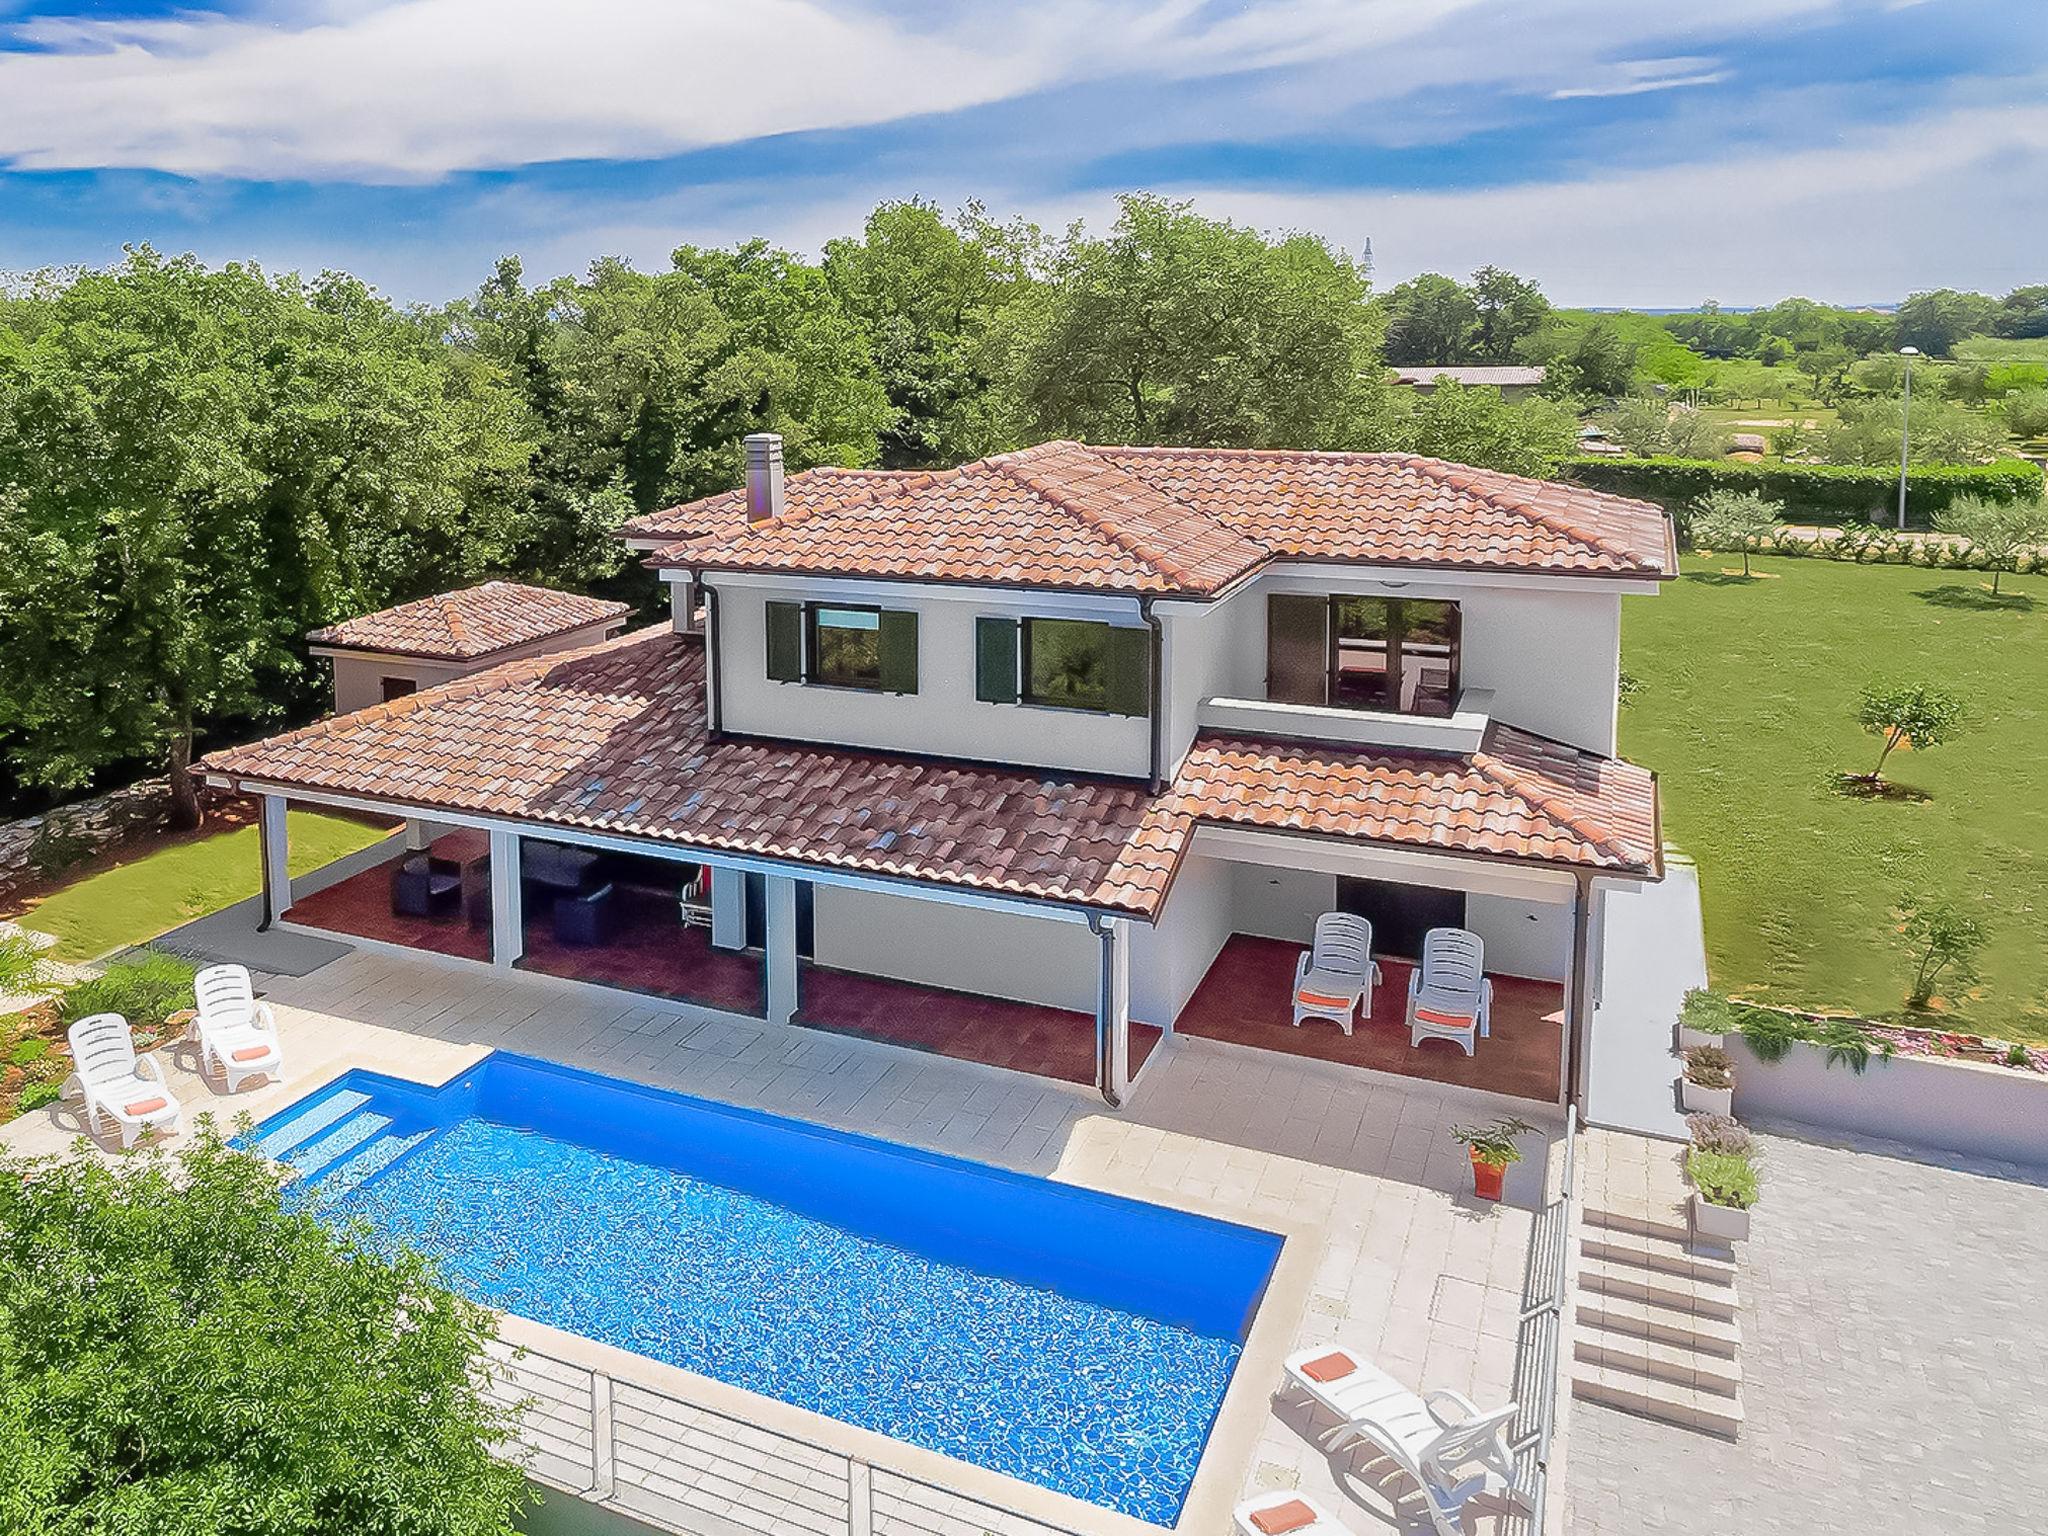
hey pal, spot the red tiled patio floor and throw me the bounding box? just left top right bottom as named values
left=285, top=849, right=492, bottom=963
left=1176, top=934, right=1564, bottom=1103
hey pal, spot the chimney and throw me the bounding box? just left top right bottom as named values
left=744, top=432, right=785, bottom=523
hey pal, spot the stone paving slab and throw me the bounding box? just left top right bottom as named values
left=1568, top=1124, right=2048, bottom=1535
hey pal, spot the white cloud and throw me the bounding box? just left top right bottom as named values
left=1159, top=99, right=2048, bottom=304
left=0, top=0, right=1841, bottom=181
left=1550, top=57, right=1729, bottom=99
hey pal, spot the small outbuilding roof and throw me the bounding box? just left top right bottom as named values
left=306, top=582, right=631, bottom=662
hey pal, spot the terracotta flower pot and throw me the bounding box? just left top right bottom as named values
left=1470, top=1150, right=1507, bottom=1201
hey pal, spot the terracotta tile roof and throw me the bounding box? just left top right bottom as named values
left=202, top=629, right=1659, bottom=919
left=637, top=440, right=1673, bottom=593
left=306, top=581, right=631, bottom=661
left=1389, top=365, right=1548, bottom=388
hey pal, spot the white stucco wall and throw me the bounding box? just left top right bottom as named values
left=1129, top=853, right=1235, bottom=1028
left=1159, top=599, right=1261, bottom=770
left=709, top=576, right=1152, bottom=779
left=810, top=884, right=1101, bottom=1016
left=1465, top=891, right=1573, bottom=982
left=322, top=620, right=626, bottom=717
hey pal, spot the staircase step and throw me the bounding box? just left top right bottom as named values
left=1580, top=1202, right=1694, bottom=1247
left=1572, top=1363, right=1743, bottom=1438
left=1578, top=1256, right=1738, bottom=1320
left=1574, top=1326, right=1743, bottom=1395
left=253, top=1089, right=371, bottom=1161
left=287, top=1111, right=393, bottom=1180
left=1575, top=1290, right=1740, bottom=1356
left=1580, top=1228, right=1739, bottom=1286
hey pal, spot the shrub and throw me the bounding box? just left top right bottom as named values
left=56, top=949, right=198, bottom=1034
left=1731, top=1004, right=1893, bottom=1074
left=1685, top=1113, right=1754, bottom=1156
left=0, top=932, right=54, bottom=998
left=1932, top=492, right=2048, bottom=594
left=1898, top=895, right=1988, bottom=1009
left=0, top=1124, right=530, bottom=1532
left=17, top=1079, right=61, bottom=1112
left=1560, top=455, right=2043, bottom=531
left=1678, top=987, right=1734, bottom=1038
left=1684, top=1044, right=1735, bottom=1089
left=1688, top=1149, right=1760, bottom=1210
left=1856, top=680, right=1965, bottom=784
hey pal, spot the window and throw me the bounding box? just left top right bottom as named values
left=1266, top=594, right=1461, bottom=718
left=1024, top=618, right=1110, bottom=710
left=807, top=605, right=882, bottom=690
left=993, top=618, right=1151, bottom=715
left=379, top=676, right=418, bottom=702
left=765, top=600, right=919, bottom=692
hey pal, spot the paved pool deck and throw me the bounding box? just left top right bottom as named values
left=2, top=935, right=1556, bottom=1536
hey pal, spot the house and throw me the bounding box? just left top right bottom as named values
left=1390, top=364, right=1548, bottom=400
left=201, top=435, right=1672, bottom=1114
left=307, top=580, right=630, bottom=711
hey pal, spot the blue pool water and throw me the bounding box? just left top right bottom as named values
left=246, top=1053, right=1281, bottom=1524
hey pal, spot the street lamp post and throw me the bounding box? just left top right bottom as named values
left=1896, top=345, right=1919, bottom=530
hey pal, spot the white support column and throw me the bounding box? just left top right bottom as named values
left=1094, top=916, right=1131, bottom=1107
left=258, top=794, right=291, bottom=927
left=710, top=866, right=747, bottom=951
left=489, top=828, right=523, bottom=970
left=764, top=874, right=800, bottom=1026
left=403, top=818, right=433, bottom=852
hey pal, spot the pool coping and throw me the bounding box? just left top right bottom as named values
left=254, top=1049, right=1323, bottom=1536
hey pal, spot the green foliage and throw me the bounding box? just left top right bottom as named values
left=1995, top=285, right=2048, bottom=340
left=1599, top=397, right=1726, bottom=458
left=1997, top=389, right=2048, bottom=440
left=1857, top=681, right=1965, bottom=783
left=1895, top=289, right=2002, bottom=357
left=1898, top=895, right=1988, bottom=1009
left=1373, top=380, right=1580, bottom=477
left=55, top=950, right=197, bottom=1034
left=1013, top=194, right=1380, bottom=448
left=0, top=1125, right=529, bottom=1534
left=1730, top=1002, right=1892, bottom=1074
left=1683, top=1044, right=1734, bottom=1090
left=1814, top=394, right=2008, bottom=467
left=1933, top=492, right=2048, bottom=592
left=1450, top=1115, right=1538, bottom=1168
left=0, top=934, right=53, bottom=1000
left=1687, top=1149, right=1760, bottom=1210
left=7, top=1037, right=47, bottom=1068
left=16, top=1079, right=60, bottom=1113
left=1679, top=988, right=1736, bottom=1039
left=1520, top=312, right=1639, bottom=397
left=1378, top=266, right=1551, bottom=366
left=1689, top=489, right=1784, bottom=575
left=1560, top=455, right=2043, bottom=531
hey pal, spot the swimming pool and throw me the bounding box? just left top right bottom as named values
left=247, top=1053, right=1282, bottom=1524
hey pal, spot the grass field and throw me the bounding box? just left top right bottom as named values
left=1622, top=555, right=2048, bottom=1038
left=1953, top=336, right=2048, bottom=362
left=16, top=809, right=390, bottom=962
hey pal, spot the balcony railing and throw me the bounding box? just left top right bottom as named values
left=1198, top=687, right=1494, bottom=754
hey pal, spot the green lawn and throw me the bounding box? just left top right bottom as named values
left=1622, top=555, right=2048, bottom=1038
left=18, top=810, right=390, bottom=962
left=1953, top=336, right=2048, bottom=362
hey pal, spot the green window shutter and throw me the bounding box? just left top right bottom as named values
left=878, top=610, right=919, bottom=694
left=1105, top=625, right=1153, bottom=717
left=765, top=601, right=803, bottom=683
left=1266, top=594, right=1329, bottom=706
left=975, top=616, right=1019, bottom=704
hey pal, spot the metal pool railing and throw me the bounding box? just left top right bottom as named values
left=1505, top=1104, right=1579, bottom=1536
left=482, top=1339, right=1093, bottom=1536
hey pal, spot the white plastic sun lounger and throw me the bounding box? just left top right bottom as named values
left=1406, top=927, right=1494, bottom=1056
left=62, top=1012, right=182, bottom=1149
left=1293, top=912, right=1381, bottom=1035
left=192, top=963, right=286, bottom=1093
left=1283, top=1344, right=1519, bottom=1536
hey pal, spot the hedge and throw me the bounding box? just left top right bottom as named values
left=1560, top=456, right=2043, bottom=531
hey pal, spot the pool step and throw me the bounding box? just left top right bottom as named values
left=287, top=1110, right=393, bottom=1180
left=317, top=1128, right=433, bottom=1203
left=254, top=1089, right=371, bottom=1161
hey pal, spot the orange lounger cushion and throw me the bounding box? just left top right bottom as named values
left=1299, top=1350, right=1357, bottom=1383
left=1296, top=990, right=1354, bottom=1011
left=1414, top=1007, right=1475, bottom=1031
left=123, top=1096, right=170, bottom=1117
left=1250, top=1499, right=1319, bottom=1535
left=230, top=1045, right=273, bottom=1062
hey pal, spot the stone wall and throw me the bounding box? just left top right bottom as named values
left=0, top=778, right=220, bottom=897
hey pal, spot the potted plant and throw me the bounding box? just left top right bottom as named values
left=1451, top=1116, right=1537, bottom=1201
left=1677, top=989, right=1731, bottom=1052
left=1681, top=1044, right=1735, bottom=1115
left=1683, top=1112, right=1752, bottom=1157
left=1687, top=1148, right=1759, bottom=1241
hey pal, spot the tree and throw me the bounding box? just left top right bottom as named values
left=1815, top=395, right=2007, bottom=467
left=1995, top=284, right=2048, bottom=340
left=1894, top=288, right=1999, bottom=357
left=823, top=199, right=1040, bottom=466
left=1373, top=380, right=1579, bottom=478
left=1856, top=680, right=1965, bottom=785
left=1523, top=314, right=1637, bottom=398
left=1379, top=272, right=1478, bottom=365
left=1014, top=194, right=1380, bottom=448
left=1598, top=397, right=1726, bottom=459
left=1689, top=489, right=1784, bottom=576
left=1466, top=266, right=1550, bottom=361
left=0, top=251, right=537, bottom=825
left=1998, top=389, right=2048, bottom=441
left=1933, top=492, right=2048, bottom=593
left=1896, top=894, right=1987, bottom=1009
left=0, top=1126, right=529, bottom=1533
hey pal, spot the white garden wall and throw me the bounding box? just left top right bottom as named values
left=1731, top=1037, right=2048, bottom=1168
left=808, top=884, right=1099, bottom=1016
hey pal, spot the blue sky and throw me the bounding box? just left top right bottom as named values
left=0, top=0, right=2042, bottom=307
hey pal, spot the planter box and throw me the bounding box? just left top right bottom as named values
left=1679, top=1025, right=1724, bottom=1053
left=1681, top=1078, right=1733, bottom=1116
left=1691, top=1192, right=1750, bottom=1242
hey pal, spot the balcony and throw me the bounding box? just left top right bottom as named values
left=1196, top=686, right=1494, bottom=754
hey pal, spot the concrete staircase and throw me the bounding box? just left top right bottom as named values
left=1569, top=1127, right=1744, bottom=1438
